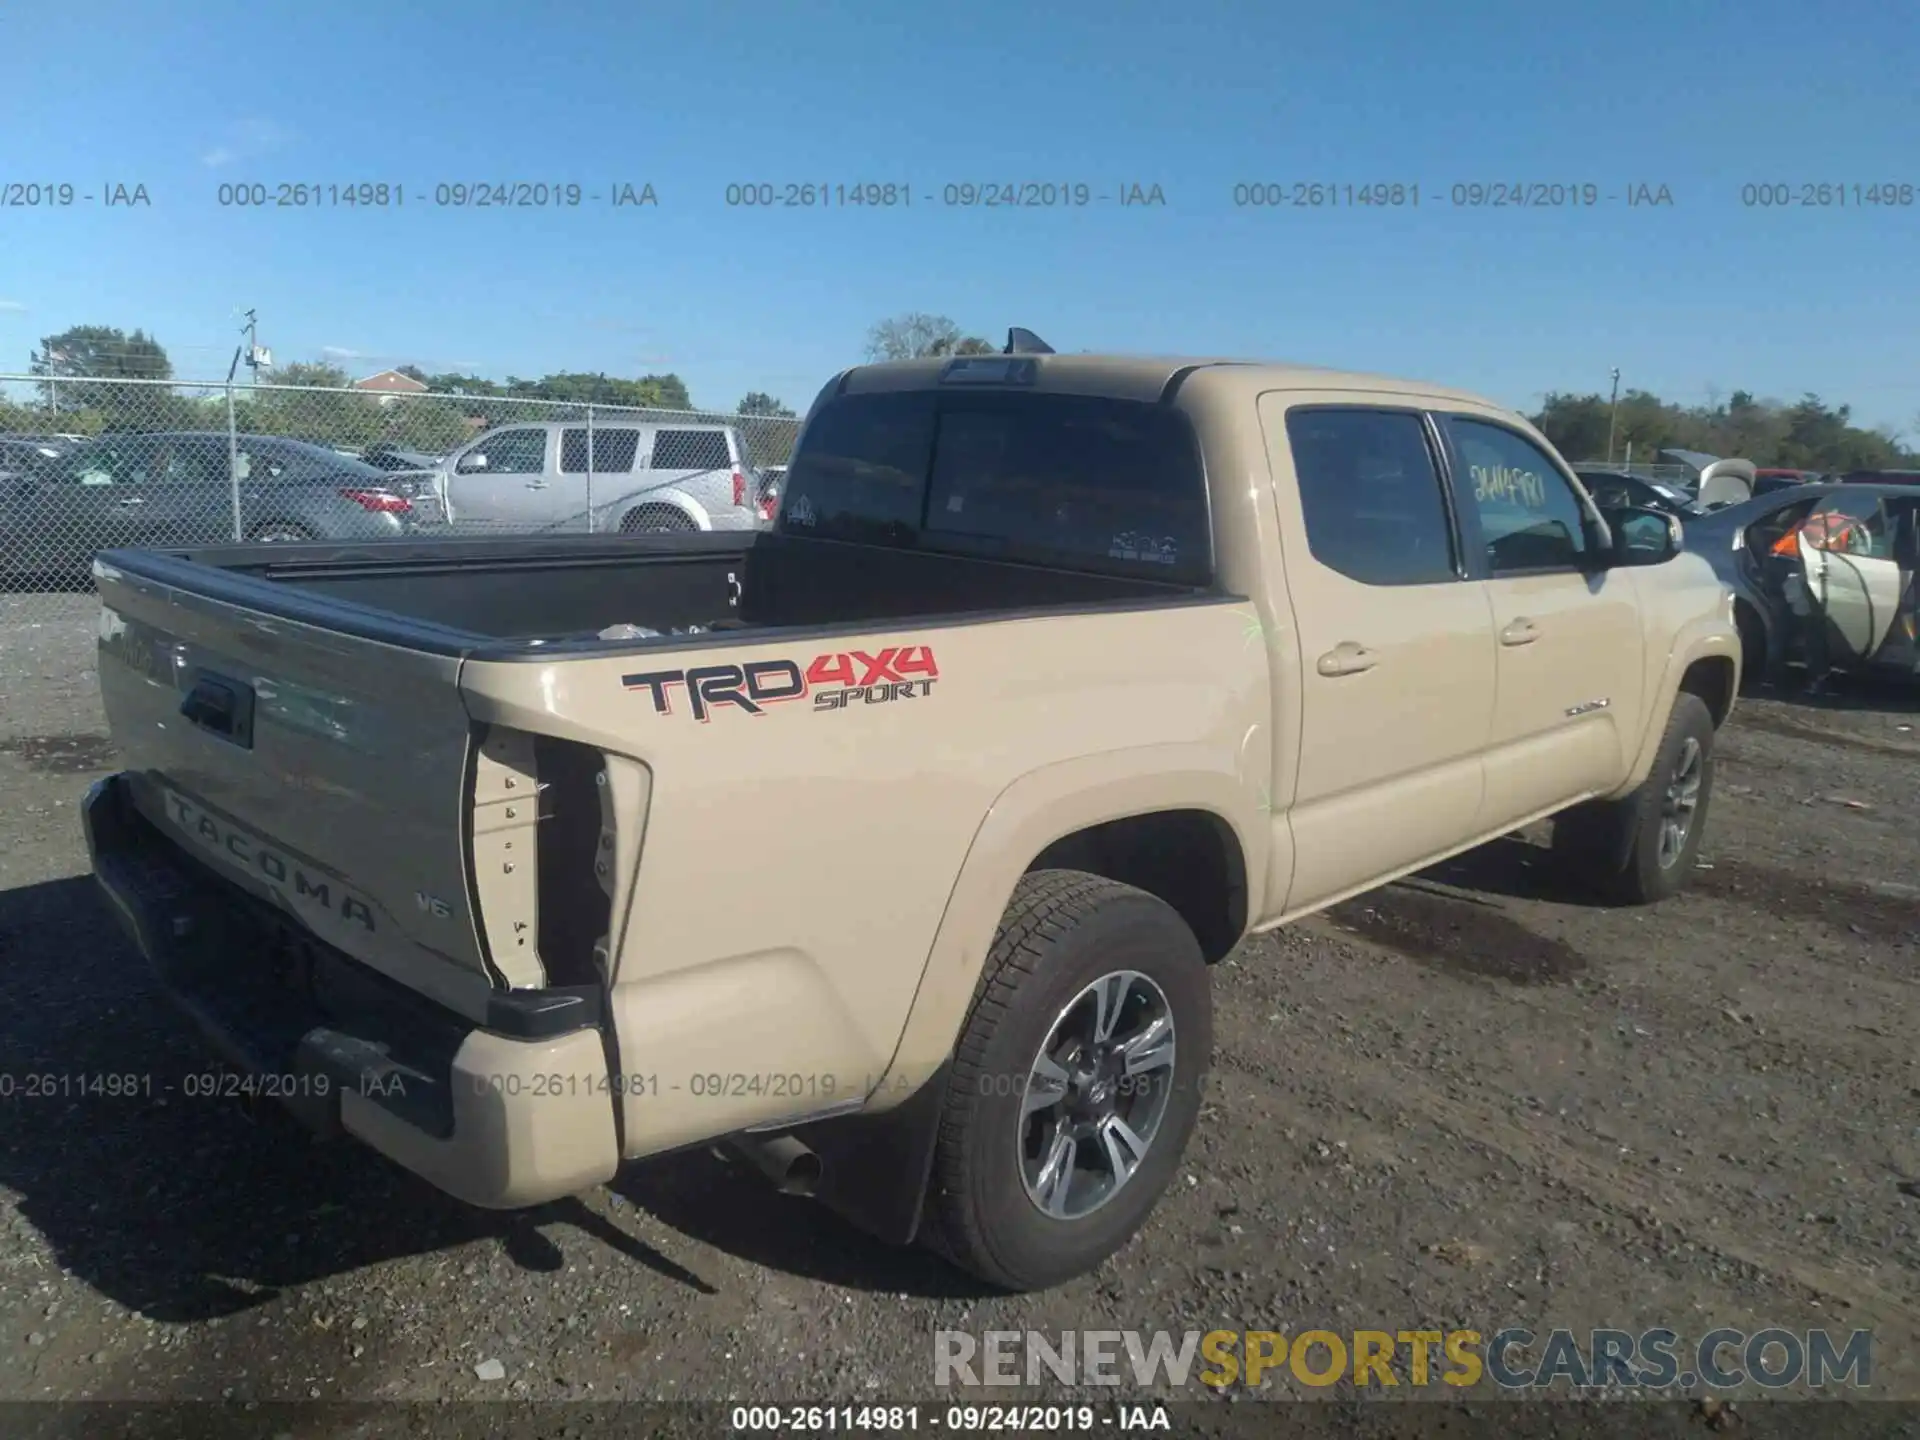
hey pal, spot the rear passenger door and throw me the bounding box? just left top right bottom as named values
left=1261, top=400, right=1497, bottom=911
left=1440, top=415, right=1645, bottom=826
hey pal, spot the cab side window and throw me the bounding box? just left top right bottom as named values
left=64, top=439, right=162, bottom=487
left=1448, top=419, right=1592, bottom=574
left=1283, top=407, right=1458, bottom=585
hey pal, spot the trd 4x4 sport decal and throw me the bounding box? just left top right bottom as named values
left=622, top=644, right=939, bottom=722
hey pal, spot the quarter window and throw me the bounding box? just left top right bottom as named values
left=652, top=429, right=732, bottom=472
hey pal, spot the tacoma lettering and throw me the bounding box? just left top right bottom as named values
left=166, top=792, right=374, bottom=933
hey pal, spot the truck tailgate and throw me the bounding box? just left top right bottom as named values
left=93, top=558, right=498, bottom=1017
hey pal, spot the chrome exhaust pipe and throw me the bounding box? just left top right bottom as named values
left=725, top=1134, right=822, bottom=1197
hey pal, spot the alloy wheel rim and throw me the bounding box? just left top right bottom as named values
left=1657, top=736, right=1704, bottom=869
left=1018, top=970, right=1176, bottom=1221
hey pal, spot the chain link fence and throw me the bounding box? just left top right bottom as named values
left=0, top=373, right=803, bottom=622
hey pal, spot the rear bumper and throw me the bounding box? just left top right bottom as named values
left=81, top=772, right=620, bottom=1209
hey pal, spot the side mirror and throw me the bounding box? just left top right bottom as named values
left=455, top=452, right=488, bottom=474
left=1598, top=505, right=1682, bottom=566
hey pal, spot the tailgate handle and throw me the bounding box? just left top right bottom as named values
left=180, top=674, right=255, bottom=749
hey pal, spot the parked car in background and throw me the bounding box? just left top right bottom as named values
left=1754, top=467, right=1819, bottom=495
left=1839, top=469, right=1920, bottom=487
left=429, top=419, right=763, bottom=533
left=1571, top=466, right=1701, bottom=516
left=361, top=442, right=446, bottom=473
left=0, top=431, right=419, bottom=584
left=1649, top=449, right=1756, bottom=509
left=755, top=464, right=786, bottom=523
left=3, top=433, right=82, bottom=456
left=0, top=436, right=72, bottom=481
left=1682, top=482, right=1919, bottom=688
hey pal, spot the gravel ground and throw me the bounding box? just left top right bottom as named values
left=1, top=591, right=1916, bottom=1428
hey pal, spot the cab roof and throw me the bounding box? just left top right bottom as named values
left=837, top=353, right=1505, bottom=412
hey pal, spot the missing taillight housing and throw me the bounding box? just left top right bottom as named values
left=532, top=736, right=613, bottom=989
left=340, top=488, right=413, bottom=514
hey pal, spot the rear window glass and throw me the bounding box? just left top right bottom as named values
left=779, top=390, right=1212, bottom=583
left=652, top=429, right=731, bottom=471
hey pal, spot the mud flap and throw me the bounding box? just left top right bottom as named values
left=788, top=1062, right=952, bottom=1246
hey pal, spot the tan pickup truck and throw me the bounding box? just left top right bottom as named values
left=82, top=338, right=1739, bottom=1291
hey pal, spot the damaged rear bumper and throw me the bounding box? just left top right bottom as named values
left=81, top=771, right=619, bottom=1209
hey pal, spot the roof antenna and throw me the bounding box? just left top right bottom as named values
left=1004, top=328, right=1054, bottom=355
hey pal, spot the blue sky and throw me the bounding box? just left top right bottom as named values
left=2, top=0, right=1916, bottom=432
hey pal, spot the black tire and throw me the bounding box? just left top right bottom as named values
left=619, top=505, right=696, bottom=534
left=925, top=869, right=1212, bottom=1291
left=1551, top=693, right=1716, bottom=905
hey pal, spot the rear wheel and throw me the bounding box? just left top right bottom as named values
left=926, top=870, right=1211, bottom=1291
left=619, top=505, right=696, bottom=534
left=1551, top=693, right=1716, bottom=905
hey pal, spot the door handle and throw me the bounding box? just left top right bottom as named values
left=1500, top=618, right=1540, bottom=646
left=1315, top=641, right=1377, bottom=677
left=525, top=480, right=550, bottom=490
left=111, top=496, right=145, bottom=507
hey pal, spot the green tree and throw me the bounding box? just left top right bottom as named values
left=377, top=398, right=474, bottom=453
left=864, top=313, right=994, bottom=361
left=1531, top=392, right=1615, bottom=461
left=737, top=392, right=799, bottom=466
left=31, top=324, right=175, bottom=425
left=241, top=361, right=384, bottom=449
left=635, top=373, right=692, bottom=411
left=1530, top=386, right=1919, bottom=472
left=396, top=364, right=430, bottom=384
left=421, top=371, right=498, bottom=396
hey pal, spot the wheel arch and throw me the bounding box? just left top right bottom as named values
left=617, top=491, right=706, bottom=531
left=1612, top=621, right=1740, bottom=797
left=869, top=746, right=1263, bottom=1112
left=790, top=750, right=1260, bottom=1250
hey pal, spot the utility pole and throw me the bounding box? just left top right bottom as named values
left=223, top=309, right=259, bottom=544
left=1606, top=367, right=1622, bottom=465
left=225, top=308, right=262, bottom=383
left=43, top=341, right=56, bottom=417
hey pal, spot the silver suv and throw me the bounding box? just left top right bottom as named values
left=428, top=420, right=762, bottom=533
